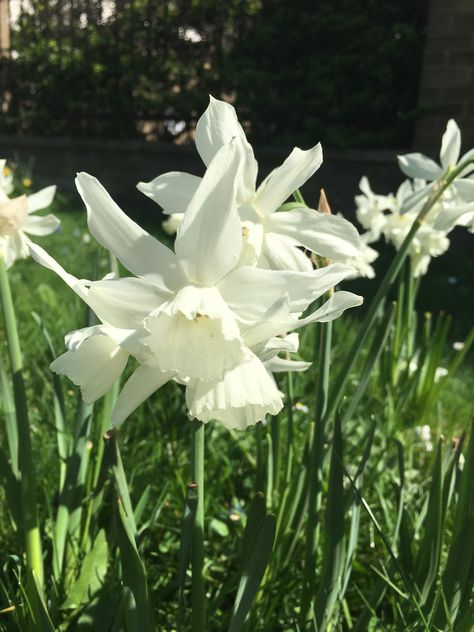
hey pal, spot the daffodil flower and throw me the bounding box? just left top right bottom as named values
left=354, top=172, right=474, bottom=277
left=397, top=119, right=474, bottom=213
left=32, top=139, right=362, bottom=429
left=138, top=96, right=361, bottom=271
left=0, top=180, right=58, bottom=268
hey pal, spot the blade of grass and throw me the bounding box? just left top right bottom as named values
left=0, top=255, right=44, bottom=587
left=228, top=514, right=276, bottom=632
left=313, top=416, right=346, bottom=630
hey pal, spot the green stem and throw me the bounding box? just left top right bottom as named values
left=191, top=421, right=205, bottom=631
left=300, top=319, right=332, bottom=623
left=255, top=422, right=265, bottom=493
left=324, top=158, right=474, bottom=424
left=0, top=256, right=44, bottom=586
left=284, top=371, right=294, bottom=486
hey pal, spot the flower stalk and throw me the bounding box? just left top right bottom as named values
left=191, top=420, right=206, bottom=631
left=300, top=189, right=334, bottom=623
left=0, top=255, right=44, bottom=586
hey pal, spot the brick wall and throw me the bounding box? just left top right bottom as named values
left=415, top=0, right=474, bottom=152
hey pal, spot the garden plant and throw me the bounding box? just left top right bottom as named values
left=0, top=98, right=473, bottom=631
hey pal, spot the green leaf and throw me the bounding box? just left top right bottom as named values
left=435, top=420, right=474, bottom=626
left=31, top=571, right=56, bottom=631
left=314, top=416, right=346, bottom=629
left=241, top=492, right=266, bottom=564
left=61, top=530, right=108, bottom=610
left=228, top=514, right=276, bottom=632
left=0, top=356, right=18, bottom=478
left=178, top=483, right=198, bottom=601
left=210, top=518, right=229, bottom=538
left=414, top=440, right=443, bottom=605
left=116, top=498, right=154, bottom=632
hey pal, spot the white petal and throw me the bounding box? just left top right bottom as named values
left=2, top=231, right=30, bottom=268
left=76, top=172, right=183, bottom=291
left=219, top=263, right=356, bottom=321
left=186, top=352, right=283, bottom=430
left=453, top=178, right=474, bottom=202
left=87, top=276, right=169, bottom=328
left=433, top=202, right=474, bottom=232
left=144, top=286, right=246, bottom=380
left=440, top=119, right=461, bottom=169
left=112, top=364, right=174, bottom=426
left=259, top=232, right=313, bottom=271
left=244, top=290, right=362, bottom=346
left=399, top=181, right=434, bottom=214
left=27, top=185, right=56, bottom=213
left=51, top=330, right=129, bottom=404
left=298, top=290, right=363, bottom=324
left=28, top=243, right=89, bottom=301
left=457, top=148, right=474, bottom=176
left=254, top=144, right=322, bottom=215
left=137, top=172, right=202, bottom=214
left=266, top=208, right=361, bottom=260
left=22, top=213, right=60, bottom=236
left=196, top=97, right=249, bottom=165
left=174, top=141, right=242, bottom=285
left=397, top=153, right=442, bottom=181
left=265, top=357, right=311, bottom=373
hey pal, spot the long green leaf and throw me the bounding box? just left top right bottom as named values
left=228, top=514, right=276, bottom=632
left=116, top=498, right=154, bottom=632
left=415, top=441, right=443, bottom=605
left=434, top=420, right=474, bottom=627
left=314, top=416, right=346, bottom=629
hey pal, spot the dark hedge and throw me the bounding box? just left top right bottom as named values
left=0, top=0, right=429, bottom=148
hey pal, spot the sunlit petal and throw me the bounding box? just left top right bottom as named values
left=27, top=185, right=56, bottom=214
left=76, top=172, right=184, bottom=291
left=137, top=172, right=201, bottom=214
left=254, top=144, right=322, bottom=215
left=112, top=364, right=174, bottom=426
left=266, top=208, right=362, bottom=259
left=440, top=119, right=461, bottom=169
left=186, top=352, right=283, bottom=429
left=174, top=141, right=242, bottom=285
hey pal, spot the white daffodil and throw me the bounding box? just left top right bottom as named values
left=397, top=119, right=474, bottom=213
left=0, top=182, right=58, bottom=269
left=354, top=174, right=474, bottom=277
left=355, top=176, right=394, bottom=241
left=32, top=140, right=362, bottom=430
left=0, top=160, right=14, bottom=196
left=138, top=96, right=361, bottom=271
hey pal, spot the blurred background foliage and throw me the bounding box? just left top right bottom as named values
left=1, top=0, right=429, bottom=147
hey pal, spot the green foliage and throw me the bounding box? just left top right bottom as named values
left=2, top=0, right=428, bottom=148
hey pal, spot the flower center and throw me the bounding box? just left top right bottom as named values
left=0, top=196, right=28, bottom=236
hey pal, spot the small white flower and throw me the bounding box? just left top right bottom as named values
left=0, top=176, right=58, bottom=269
left=453, top=341, right=464, bottom=351
left=0, top=160, right=14, bottom=196
left=397, top=119, right=474, bottom=213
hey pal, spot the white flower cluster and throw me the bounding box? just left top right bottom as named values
left=30, top=97, right=364, bottom=430
left=0, top=160, right=58, bottom=269
left=354, top=120, right=474, bottom=278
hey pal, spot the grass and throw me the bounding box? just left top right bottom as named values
left=0, top=191, right=473, bottom=630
